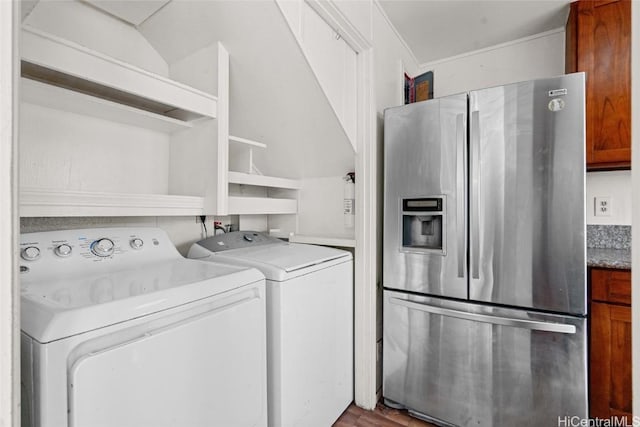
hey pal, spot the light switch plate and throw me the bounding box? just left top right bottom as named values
left=594, top=196, right=611, bottom=217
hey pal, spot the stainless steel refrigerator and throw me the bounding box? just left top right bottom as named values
left=382, top=73, right=587, bottom=427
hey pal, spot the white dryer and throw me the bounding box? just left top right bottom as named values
left=188, top=231, right=353, bottom=427
left=20, top=227, right=267, bottom=427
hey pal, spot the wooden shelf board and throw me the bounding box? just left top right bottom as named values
left=229, top=135, right=267, bottom=149
left=288, top=234, right=356, bottom=248
left=21, top=26, right=217, bottom=122
left=227, top=171, right=301, bottom=190
left=21, top=78, right=194, bottom=132
left=20, top=189, right=204, bottom=217
left=227, top=196, right=297, bottom=215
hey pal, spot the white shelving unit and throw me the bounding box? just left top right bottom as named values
left=21, top=78, right=195, bottom=133
left=21, top=26, right=217, bottom=121
left=225, top=133, right=300, bottom=215
left=19, top=27, right=222, bottom=217
left=229, top=135, right=267, bottom=148
left=20, top=189, right=204, bottom=217
left=227, top=196, right=297, bottom=215
left=228, top=171, right=301, bottom=190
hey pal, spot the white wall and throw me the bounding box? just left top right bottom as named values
left=373, top=4, right=420, bottom=110
left=418, top=28, right=632, bottom=228
left=297, top=176, right=353, bottom=238
left=20, top=103, right=171, bottom=194
left=421, top=29, right=566, bottom=97
left=23, top=0, right=168, bottom=76
left=586, top=171, right=632, bottom=225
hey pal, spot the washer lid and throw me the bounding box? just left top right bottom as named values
left=20, top=259, right=263, bottom=343
left=204, top=243, right=352, bottom=281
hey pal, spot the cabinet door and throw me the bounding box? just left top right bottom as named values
left=575, top=0, right=631, bottom=169
left=591, top=268, right=631, bottom=305
left=590, top=301, right=632, bottom=421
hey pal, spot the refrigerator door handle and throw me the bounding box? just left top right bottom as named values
left=456, top=113, right=466, bottom=278
left=389, top=297, right=577, bottom=334
left=470, top=110, right=480, bottom=279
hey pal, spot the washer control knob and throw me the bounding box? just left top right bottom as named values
left=21, top=246, right=41, bottom=261
left=91, top=238, right=115, bottom=257
left=243, top=234, right=254, bottom=242
left=54, top=244, right=72, bottom=258
left=130, top=238, right=144, bottom=250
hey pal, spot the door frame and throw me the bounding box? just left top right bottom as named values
left=0, top=0, right=20, bottom=425
left=305, top=0, right=378, bottom=410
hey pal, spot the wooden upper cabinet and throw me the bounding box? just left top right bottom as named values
left=566, top=0, right=631, bottom=170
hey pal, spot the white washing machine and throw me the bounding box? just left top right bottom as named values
left=20, top=227, right=267, bottom=427
left=188, top=231, right=353, bottom=427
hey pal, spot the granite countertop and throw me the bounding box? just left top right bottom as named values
left=586, top=225, right=631, bottom=270
left=587, top=248, right=631, bottom=270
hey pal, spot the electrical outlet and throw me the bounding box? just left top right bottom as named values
left=594, top=196, right=611, bottom=217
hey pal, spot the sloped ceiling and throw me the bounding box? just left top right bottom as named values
left=84, top=0, right=172, bottom=26
left=139, top=0, right=354, bottom=179
left=377, top=0, right=571, bottom=65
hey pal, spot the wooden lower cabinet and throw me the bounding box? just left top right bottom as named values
left=590, top=268, right=632, bottom=422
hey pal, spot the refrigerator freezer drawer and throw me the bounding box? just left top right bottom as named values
left=382, top=290, right=587, bottom=427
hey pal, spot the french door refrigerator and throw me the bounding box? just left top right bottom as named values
left=382, top=73, right=587, bottom=427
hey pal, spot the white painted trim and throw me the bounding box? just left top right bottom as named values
left=216, top=42, right=229, bottom=215
left=0, top=1, right=19, bottom=425
left=418, top=27, right=566, bottom=70
left=631, top=0, right=639, bottom=418
left=372, top=0, right=421, bottom=71
left=305, top=0, right=369, bottom=53
left=397, top=60, right=407, bottom=107
left=353, top=47, right=377, bottom=410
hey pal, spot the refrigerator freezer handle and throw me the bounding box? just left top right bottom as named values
left=389, top=297, right=577, bottom=334
left=456, top=113, right=466, bottom=278
left=470, top=110, right=480, bottom=279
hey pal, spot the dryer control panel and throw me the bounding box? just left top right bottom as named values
left=19, top=228, right=178, bottom=278
left=196, top=231, right=284, bottom=253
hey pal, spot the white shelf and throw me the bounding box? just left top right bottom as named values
left=228, top=196, right=297, bottom=215
left=21, top=26, right=217, bottom=123
left=20, top=189, right=204, bottom=217
left=228, top=171, right=301, bottom=190
left=21, top=78, right=194, bottom=133
left=229, top=135, right=267, bottom=149
left=288, top=234, right=356, bottom=248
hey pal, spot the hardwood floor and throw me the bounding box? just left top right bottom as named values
left=333, top=403, right=438, bottom=427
